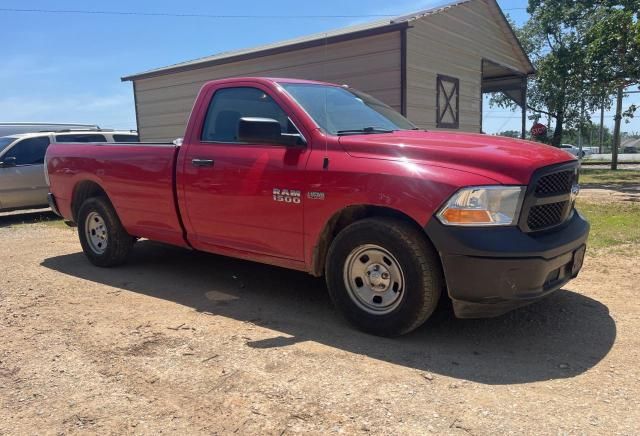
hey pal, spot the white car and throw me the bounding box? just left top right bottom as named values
left=0, top=130, right=138, bottom=212
left=560, top=144, right=592, bottom=158
left=0, top=122, right=99, bottom=137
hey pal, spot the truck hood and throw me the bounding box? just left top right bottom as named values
left=339, top=130, right=576, bottom=185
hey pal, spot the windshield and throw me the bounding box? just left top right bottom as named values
left=280, top=83, right=415, bottom=135
left=0, top=137, right=17, bottom=154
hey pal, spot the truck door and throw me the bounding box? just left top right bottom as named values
left=179, top=84, right=309, bottom=261
left=0, top=136, right=50, bottom=210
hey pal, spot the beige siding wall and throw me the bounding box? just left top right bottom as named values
left=406, top=0, right=530, bottom=132
left=134, top=32, right=402, bottom=141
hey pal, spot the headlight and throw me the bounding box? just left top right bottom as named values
left=437, top=186, right=525, bottom=226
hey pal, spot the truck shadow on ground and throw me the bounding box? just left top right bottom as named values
left=42, top=240, right=616, bottom=385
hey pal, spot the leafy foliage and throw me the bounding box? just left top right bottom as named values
left=491, top=1, right=640, bottom=147
left=583, top=5, right=640, bottom=117
left=562, top=125, right=613, bottom=150
left=495, top=130, right=523, bottom=139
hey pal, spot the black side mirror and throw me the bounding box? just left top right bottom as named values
left=0, top=156, right=16, bottom=167
left=237, top=117, right=304, bottom=147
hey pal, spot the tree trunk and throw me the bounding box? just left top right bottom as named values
left=611, top=84, right=624, bottom=171
left=599, top=95, right=605, bottom=154
left=552, top=114, right=564, bottom=147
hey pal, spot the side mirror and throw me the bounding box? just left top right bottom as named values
left=237, top=117, right=304, bottom=147
left=0, top=156, right=16, bottom=168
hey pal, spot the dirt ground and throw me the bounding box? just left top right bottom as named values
left=1, top=197, right=638, bottom=435
left=579, top=186, right=639, bottom=203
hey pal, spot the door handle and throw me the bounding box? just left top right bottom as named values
left=191, top=158, right=214, bottom=167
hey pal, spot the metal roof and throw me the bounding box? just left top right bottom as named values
left=122, top=0, right=533, bottom=81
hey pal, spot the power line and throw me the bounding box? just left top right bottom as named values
left=0, top=8, right=397, bottom=19
left=0, top=6, right=528, bottom=19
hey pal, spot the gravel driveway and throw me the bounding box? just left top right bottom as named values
left=0, top=215, right=638, bottom=435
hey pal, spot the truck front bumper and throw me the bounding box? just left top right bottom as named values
left=425, top=211, right=590, bottom=318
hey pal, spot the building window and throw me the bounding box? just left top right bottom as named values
left=436, top=74, right=460, bottom=129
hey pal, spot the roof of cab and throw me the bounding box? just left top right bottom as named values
left=200, top=76, right=340, bottom=87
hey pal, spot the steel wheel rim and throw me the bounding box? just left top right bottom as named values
left=343, top=244, right=405, bottom=315
left=85, top=211, right=108, bottom=254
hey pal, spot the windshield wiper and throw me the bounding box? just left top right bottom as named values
left=336, top=127, right=394, bottom=135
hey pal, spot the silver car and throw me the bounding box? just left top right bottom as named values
left=0, top=130, right=138, bottom=212
left=0, top=122, right=99, bottom=137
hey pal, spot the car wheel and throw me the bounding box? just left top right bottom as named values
left=326, top=217, right=443, bottom=336
left=77, top=196, right=134, bottom=267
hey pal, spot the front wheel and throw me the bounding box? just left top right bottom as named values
left=326, top=218, right=444, bottom=336
left=77, top=197, right=134, bottom=267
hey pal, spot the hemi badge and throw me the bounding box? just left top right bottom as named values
left=307, top=191, right=325, bottom=200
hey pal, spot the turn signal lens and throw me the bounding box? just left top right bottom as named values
left=437, top=186, right=525, bottom=226
left=441, top=208, right=492, bottom=224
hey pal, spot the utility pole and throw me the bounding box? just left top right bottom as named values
left=599, top=95, right=605, bottom=154
left=578, top=99, right=585, bottom=157
left=611, top=84, right=624, bottom=171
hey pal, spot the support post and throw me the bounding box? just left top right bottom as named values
left=521, top=78, right=527, bottom=139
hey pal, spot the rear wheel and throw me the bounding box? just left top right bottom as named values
left=326, top=217, right=443, bottom=336
left=77, top=197, right=134, bottom=267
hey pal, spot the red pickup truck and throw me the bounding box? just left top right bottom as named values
left=46, top=77, right=589, bottom=336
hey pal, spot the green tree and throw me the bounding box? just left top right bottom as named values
left=583, top=2, right=640, bottom=168
left=491, top=1, right=639, bottom=153
left=496, top=130, right=523, bottom=139
left=562, top=124, right=613, bottom=151
left=491, top=3, right=604, bottom=147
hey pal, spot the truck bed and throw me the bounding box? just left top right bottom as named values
left=46, top=142, right=188, bottom=247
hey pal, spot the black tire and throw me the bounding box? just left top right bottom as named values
left=77, top=196, right=134, bottom=267
left=325, top=217, right=444, bottom=336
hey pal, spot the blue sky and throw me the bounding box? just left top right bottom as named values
left=1, top=0, right=638, bottom=137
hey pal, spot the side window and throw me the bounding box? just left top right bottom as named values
left=201, top=87, right=296, bottom=142
left=55, top=134, right=107, bottom=142
left=4, top=136, right=51, bottom=165
left=112, top=134, right=139, bottom=142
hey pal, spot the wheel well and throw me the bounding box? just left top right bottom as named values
left=310, top=205, right=432, bottom=277
left=71, top=181, right=109, bottom=222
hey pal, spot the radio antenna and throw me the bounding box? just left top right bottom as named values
left=322, top=32, right=329, bottom=170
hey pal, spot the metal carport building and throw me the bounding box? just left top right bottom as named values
left=122, top=0, right=534, bottom=142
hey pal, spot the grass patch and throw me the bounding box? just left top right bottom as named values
left=577, top=199, right=640, bottom=249
left=579, top=168, right=640, bottom=185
